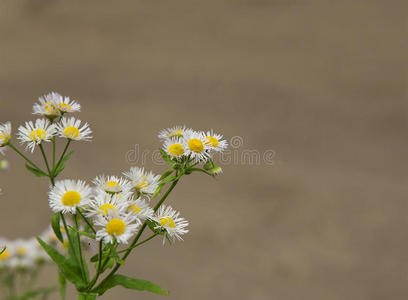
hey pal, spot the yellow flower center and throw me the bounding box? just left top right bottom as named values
left=61, top=191, right=81, bottom=207
left=99, top=203, right=116, bottom=216
left=0, top=249, right=10, bottom=260
left=17, top=247, right=27, bottom=256
left=206, top=136, right=219, bottom=147
left=168, top=143, right=184, bottom=156
left=29, top=128, right=47, bottom=141
left=44, top=102, right=59, bottom=116
left=63, top=126, right=80, bottom=139
left=0, top=131, right=10, bottom=145
left=188, top=138, right=204, bottom=153
left=128, top=205, right=141, bottom=214
left=160, top=217, right=176, bottom=228
left=105, top=181, right=120, bottom=191
left=135, top=180, right=148, bottom=191
left=106, top=218, right=126, bottom=236
left=169, top=129, right=183, bottom=138
left=57, top=103, right=71, bottom=112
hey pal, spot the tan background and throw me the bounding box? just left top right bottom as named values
left=0, top=0, right=407, bottom=299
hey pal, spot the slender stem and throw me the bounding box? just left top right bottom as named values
left=52, top=137, right=56, bottom=169
left=55, top=139, right=71, bottom=170
left=87, top=241, right=103, bottom=290
left=76, top=208, right=96, bottom=234
left=60, top=213, right=77, bottom=261
left=190, top=168, right=213, bottom=176
left=8, top=143, right=43, bottom=171
left=74, top=214, right=87, bottom=281
left=116, top=233, right=158, bottom=254
left=93, top=178, right=180, bottom=292
left=39, top=144, right=52, bottom=174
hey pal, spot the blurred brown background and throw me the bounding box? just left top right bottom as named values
left=0, top=0, right=407, bottom=299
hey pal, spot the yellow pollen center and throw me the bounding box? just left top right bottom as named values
left=206, top=136, right=219, bottom=147
left=169, top=129, right=183, bottom=138
left=0, top=249, right=10, bottom=260
left=188, top=139, right=204, bottom=153
left=44, top=102, right=59, bottom=115
left=106, top=218, right=126, bottom=236
left=160, top=217, right=176, bottom=228
left=17, top=247, right=27, bottom=255
left=61, top=191, right=81, bottom=207
left=29, top=128, right=47, bottom=141
left=99, top=203, right=116, bottom=216
left=63, top=126, right=80, bottom=139
left=168, top=143, right=184, bottom=156
left=58, top=103, right=71, bottom=112
left=135, top=180, right=148, bottom=190
left=0, top=131, right=10, bottom=144
left=128, top=205, right=141, bottom=214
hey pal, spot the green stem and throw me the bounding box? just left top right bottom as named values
left=60, top=213, right=77, bottom=260
left=8, top=143, right=43, bottom=171
left=39, top=144, right=53, bottom=184
left=92, top=178, right=180, bottom=292
left=116, top=233, right=158, bottom=254
left=52, top=137, right=56, bottom=169
left=190, top=168, right=213, bottom=176
left=76, top=208, right=96, bottom=234
left=87, top=241, right=103, bottom=290
left=73, top=214, right=87, bottom=282
left=55, top=139, right=71, bottom=171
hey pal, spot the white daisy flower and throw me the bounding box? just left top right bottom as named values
left=49, top=179, right=92, bottom=214
left=123, top=167, right=160, bottom=196
left=86, top=191, right=129, bottom=219
left=163, top=138, right=186, bottom=158
left=12, top=239, right=38, bottom=269
left=183, top=130, right=210, bottom=161
left=17, top=119, right=57, bottom=152
left=0, top=122, right=11, bottom=149
left=127, top=197, right=154, bottom=224
left=0, top=160, right=9, bottom=170
left=95, top=213, right=139, bottom=244
left=93, top=175, right=132, bottom=194
left=33, top=93, right=61, bottom=119
left=0, top=239, right=12, bottom=268
left=57, top=117, right=92, bottom=141
left=158, top=126, right=190, bottom=141
left=205, top=130, right=228, bottom=152
left=153, top=205, right=189, bottom=244
left=53, top=94, right=81, bottom=114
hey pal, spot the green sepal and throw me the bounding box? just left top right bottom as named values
left=203, top=159, right=215, bottom=170
left=93, top=274, right=169, bottom=296
left=37, top=237, right=86, bottom=288
left=25, top=163, right=48, bottom=177
left=51, top=213, right=64, bottom=243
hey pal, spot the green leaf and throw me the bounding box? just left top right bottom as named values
left=67, top=227, right=90, bottom=282
left=159, top=170, right=173, bottom=181
left=53, top=151, right=73, bottom=177
left=93, top=274, right=169, bottom=296
left=37, top=237, right=86, bottom=288
left=51, top=213, right=64, bottom=243
left=59, top=271, right=67, bottom=300
left=25, top=163, right=48, bottom=177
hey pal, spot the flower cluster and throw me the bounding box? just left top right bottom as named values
left=0, top=92, right=228, bottom=299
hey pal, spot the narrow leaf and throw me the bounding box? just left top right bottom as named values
left=51, top=213, right=64, bottom=243
left=25, top=163, right=48, bottom=177
left=59, top=271, right=66, bottom=300
left=94, top=274, right=169, bottom=296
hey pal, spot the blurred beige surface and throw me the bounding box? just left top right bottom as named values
left=0, top=0, right=407, bottom=299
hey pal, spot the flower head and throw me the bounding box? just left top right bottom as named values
left=86, top=191, right=129, bottom=219
left=93, top=175, right=132, bottom=195
left=57, top=117, right=92, bottom=141
left=158, top=126, right=189, bottom=141
left=205, top=130, right=228, bottom=152
left=17, top=119, right=57, bottom=152
left=49, top=179, right=92, bottom=214
left=153, top=205, right=189, bottom=244
left=33, top=92, right=80, bottom=118
left=163, top=138, right=186, bottom=158
left=183, top=130, right=210, bottom=161
left=95, top=213, right=139, bottom=244
left=0, top=122, right=11, bottom=148
left=123, top=167, right=160, bottom=196
left=127, top=197, right=154, bottom=224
